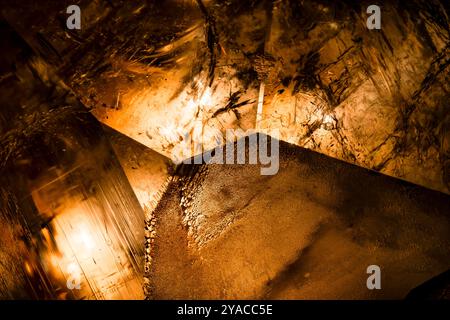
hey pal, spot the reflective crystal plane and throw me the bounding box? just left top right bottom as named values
left=0, top=23, right=144, bottom=299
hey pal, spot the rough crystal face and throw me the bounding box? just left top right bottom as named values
left=146, top=136, right=450, bottom=299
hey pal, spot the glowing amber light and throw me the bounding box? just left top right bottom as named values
left=44, top=203, right=143, bottom=300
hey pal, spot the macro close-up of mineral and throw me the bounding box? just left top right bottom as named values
left=0, top=0, right=449, bottom=306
